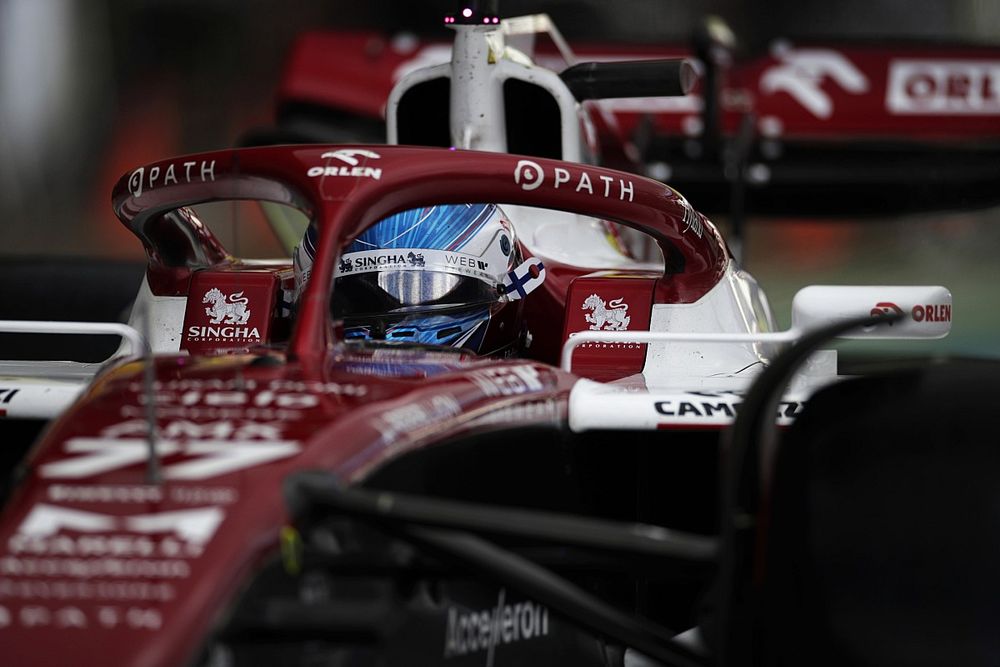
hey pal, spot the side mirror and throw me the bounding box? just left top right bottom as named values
left=792, top=285, right=952, bottom=339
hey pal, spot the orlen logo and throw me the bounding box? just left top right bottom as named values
left=871, top=302, right=904, bottom=322
left=513, top=159, right=635, bottom=201
left=887, top=60, right=1000, bottom=115
left=760, top=44, right=869, bottom=119
left=871, top=301, right=952, bottom=324
left=308, top=149, right=382, bottom=180
left=912, top=303, right=951, bottom=323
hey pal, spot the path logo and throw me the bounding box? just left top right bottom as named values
left=203, top=288, right=250, bottom=325
left=583, top=294, right=630, bottom=331
left=514, top=159, right=545, bottom=191
left=761, top=44, right=869, bottom=119
left=514, top=159, right=635, bottom=201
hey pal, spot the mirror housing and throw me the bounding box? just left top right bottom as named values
left=792, top=285, right=952, bottom=339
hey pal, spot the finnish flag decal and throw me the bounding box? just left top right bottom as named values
left=502, top=258, right=546, bottom=300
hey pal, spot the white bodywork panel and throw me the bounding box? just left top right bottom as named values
left=567, top=283, right=951, bottom=431
left=0, top=319, right=147, bottom=421
left=0, top=363, right=98, bottom=419
left=386, top=20, right=650, bottom=271
left=641, top=263, right=777, bottom=386
left=0, top=276, right=187, bottom=421
left=114, top=275, right=187, bottom=356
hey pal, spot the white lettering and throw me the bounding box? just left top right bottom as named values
left=41, top=439, right=300, bottom=480
left=468, top=365, right=543, bottom=397
left=201, top=160, right=215, bottom=181
left=443, top=590, right=549, bottom=658
left=620, top=179, right=634, bottom=201
left=553, top=167, right=570, bottom=188
left=887, top=59, right=1000, bottom=115
left=599, top=174, right=614, bottom=197
left=575, top=172, right=593, bottom=195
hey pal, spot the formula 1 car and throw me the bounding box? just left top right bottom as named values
left=0, top=141, right=953, bottom=666
left=268, top=1, right=1000, bottom=215
left=0, top=4, right=963, bottom=664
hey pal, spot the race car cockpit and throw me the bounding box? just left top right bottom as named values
left=293, top=203, right=546, bottom=357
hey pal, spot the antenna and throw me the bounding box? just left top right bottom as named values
left=444, top=0, right=500, bottom=25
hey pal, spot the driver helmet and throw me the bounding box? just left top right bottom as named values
left=293, top=204, right=545, bottom=356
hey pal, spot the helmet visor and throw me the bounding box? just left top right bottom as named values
left=332, top=268, right=501, bottom=319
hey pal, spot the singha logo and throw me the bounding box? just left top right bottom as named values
left=203, top=288, right=250, bottom=325
left=339, top=258, right=353, bottom=273
left=407, top=251, right=425, bottom=267
left=582, top=294, right=630, bottom=331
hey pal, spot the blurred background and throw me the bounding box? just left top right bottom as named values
left=0, top=0, right=997, bottom=356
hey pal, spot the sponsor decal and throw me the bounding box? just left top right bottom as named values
left=444, top=589, right=550, bottom=659
left=760, top=45, right=869, bottom=119
left=103, top=419, right=283, bottom=440
left=0, top=603, right=163, bottom=630
left=887, top=59, right=1000, bottom=115
left=127, top=160, right=216, bottom=199
left=681, top=203, right=704, bottom=239
left=120, top=404, right=303, bottom=422
left=307, top=149, right=383, bottom=180
left=127, top=378, right=367, bottom=396
left=120, top=380, right=366, bottom=420
left=514, top=159, right=635, bottom=202
left=0, top=579, right=174, bottom=603
left=375, top=395, right=462, bottom=444
left=0, top=504, right=225, bottom=612
left=911, top=303, right=951, bottom=323
left=652, top=391, right=804, bottom=423
left=870, top=301, right=904, bottom=320
left=187, top=287, right=260, bottom=343
left=203, top=288, right=250, bottom=325
left=11, top=504, right=224, bottom=552
left=335, top=248, right=496, bottom=283
left=583, top=294, right=631, bottom=331
left=46, top=485, right=237, bottom=506
left=39, top=420, right=300, bottom=480
left=336, top=249, right=492, bottom=280
left=468, top=398, right=561, bottom=427
left=184, top=325, right=262, bottom=343
left=870, top=301, right=951, bottom=324
left=468, top=366, right=544, bottom=397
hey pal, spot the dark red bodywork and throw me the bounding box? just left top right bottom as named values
left=280, top=32, right=1000, bottom=143
left=0, top=146, right=730, bottom=665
